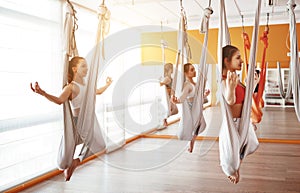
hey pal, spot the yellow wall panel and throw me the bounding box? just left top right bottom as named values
left=142, top=23, right=300, bottom=69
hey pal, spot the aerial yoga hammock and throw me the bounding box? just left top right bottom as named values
left=218, top=0, right=260, bottom=184
left=251, top=14, right=269, bottom=124
left=241, top=16, right=251, bottom=85
left=238, top=10, right=269, bottom=124
left=57, top=0, right=110, bottom=180
left=285, top=0, right=300, bottom=121
left=277, top=61, right=293, bottom=101
left=172, top=1, right=212, bottom=152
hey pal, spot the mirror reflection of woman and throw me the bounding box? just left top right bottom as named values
left=172, top=63, right=210, bottom=153
left=160, top=63, right=178, bottom=127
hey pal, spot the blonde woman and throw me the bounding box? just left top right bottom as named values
left=160, top=63, right=178, bottom=127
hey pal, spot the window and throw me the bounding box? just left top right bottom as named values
left=0, top=1, right=167, bottom=190
left=0, top=0, right=63, bottom=190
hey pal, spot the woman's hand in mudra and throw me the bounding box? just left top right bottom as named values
left=171, top=95, right=180, bottom=104
left=30, top=82, right=45, bottom=96
left=106, top=77, right=113, bottom=86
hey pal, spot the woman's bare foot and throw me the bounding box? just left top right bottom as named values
left=163, top=119, right=168, bottom=127
left=252, top=123, right=258, bottom=131
left=188, top=136, right=196, bottom=153
left=228, top=169, right=240, bottom=184
left=64, top=158, right=80, bottom=181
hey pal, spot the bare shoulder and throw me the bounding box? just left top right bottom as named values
left=63, top=83, right=75, bottom=92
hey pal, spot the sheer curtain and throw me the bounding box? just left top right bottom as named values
left=0, top=0, right=63, bottom=190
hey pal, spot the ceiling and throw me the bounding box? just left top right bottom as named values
left=71, top=0, right=300, bottom=32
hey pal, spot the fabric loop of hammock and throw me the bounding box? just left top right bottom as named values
left=200, top=7, right=213, bottom=33
left=97, top=4, right=111, bottom=59
left=57, top=1, right=80, bottom=170
left=277, top=61, right=293, bottom=99
left=287, top=0, right=300, bottom=121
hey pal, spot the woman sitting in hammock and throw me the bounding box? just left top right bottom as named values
left=160, top=63, right=179, bottom=127
left=30, top=56, right=112, bottom=181
left=171, top=63, right=210, bottom=153
left=220, top=45, right=259, bottom=184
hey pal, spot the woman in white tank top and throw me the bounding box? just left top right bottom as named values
left=30, top=56, right=112, bottom=181
left=171, top=63, right=210, bottom=153
left=160, top=63, right=179, bottom=127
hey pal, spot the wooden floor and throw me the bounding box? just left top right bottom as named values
left=16, top=107, right=300, bottom=193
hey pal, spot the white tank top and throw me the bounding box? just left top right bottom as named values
left=186, top=81, right=195, bottom=99
left=70, top=81, right=86, bottom=110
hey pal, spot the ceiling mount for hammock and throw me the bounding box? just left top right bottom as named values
left=96, top=1, right=110, bottom=60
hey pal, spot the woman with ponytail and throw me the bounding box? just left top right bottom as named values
left=30, top=56, right=112, bottom=181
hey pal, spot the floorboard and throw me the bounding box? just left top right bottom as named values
left=15, top=107, right=300, bottom=193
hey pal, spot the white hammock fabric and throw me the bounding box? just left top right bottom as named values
left=176, top=6, right=212, bottom=140
left=97, top=3, right=111, bottom=60
left=57, top=2, right=80, bottom=170
left=172, top=6, right=190, bottom=97
left=76, top=3, right=111, bottom=159
left=218, top=0, right=260, bottom=176
left=57, top=1, right=107, bottom=169
left=277, top=61, right=293, bottom=99
left=287, top=0, right=300, bottom=121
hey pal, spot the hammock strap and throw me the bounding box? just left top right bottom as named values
left=172, top=4, right=190, bottom=96
left=287, top=0, right=300, bottom=121
left=160, top=21, right=167, bottom=65
left=255, top=22, right=269, bottom=106
left=240, top=0, right=261, bottom=145
left=277, top=61, right=293, bottom=99
left=241, top=31, right=250, bottom=84
left=97, top=4, right=110, bottom=60
left=193, top=5, right=212, bottom=129
left=76, top=2, right=110, bottom=152
left=57, top=1, right=80, bottom=170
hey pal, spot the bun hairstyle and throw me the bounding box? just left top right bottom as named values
left=68, top=56, right=85, bottom=83
left=222, top=45, right=239, bottom=70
